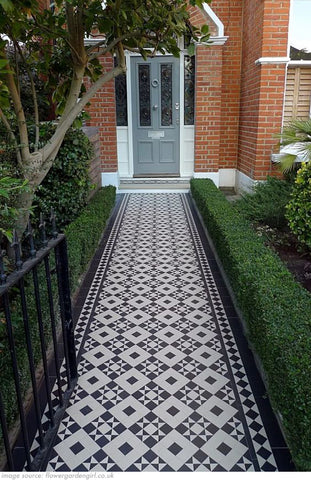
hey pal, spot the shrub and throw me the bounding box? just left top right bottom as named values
left=191, top=178, right=311, bottom=471
left=286, top=162, right=311, bottom=248
left=33, top=128, right=94, bottom=230
left=235, top=176, right=293, bottom=228
left=0, top=160, right=22, bottom=240
left=65, top=185, right=116, bottom=290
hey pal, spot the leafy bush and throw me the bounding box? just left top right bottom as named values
left=65, top=186, right=116, bottom=291
left=33, top=128, right=94, bottom=230
left=286, top=162, right=311, bottom=248
left=235, top=176, right=293, bottom=228
left=0, top=160, right=29, bottom=242
left=191, top=178, right=311, bottom=471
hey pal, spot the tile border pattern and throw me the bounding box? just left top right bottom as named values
left=27, top=193, right=290, bottom=471
left=181, top=194, right=277, bottom=470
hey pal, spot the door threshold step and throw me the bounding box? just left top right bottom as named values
left=120, top=177, right=191, bottom=185
left=118, top=177, right=191, bottom=192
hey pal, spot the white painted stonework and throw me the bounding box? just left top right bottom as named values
left=193, top=171, right=220, bottom=187
left=101, top=172, right=119, bottom=188
left=219, top=168, right=236, bottom=187
left=235, top=170, right=256, bottom=193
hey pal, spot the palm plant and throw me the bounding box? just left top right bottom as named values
left=279, top=118, right=311, bottom=171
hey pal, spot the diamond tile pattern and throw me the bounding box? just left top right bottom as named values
left=45, top=193, right=279, bottom=471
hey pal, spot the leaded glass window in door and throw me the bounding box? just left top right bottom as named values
left=114, top=57, right=128, bottom=126
left=161, top=64, right=173, bottom=127
left=184, top=55, right=195, bottom=125
left=138, top=64, right=151, bottom=127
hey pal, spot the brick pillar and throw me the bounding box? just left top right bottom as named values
left=254, top=64, right=288, bottom=179
left=238, top=0, right=290, bottom=181
left=85, top=55, right=118, bottom=173
left=194, top=45, right=223, bottom=173
left=213, top=1, right=243, bottom=170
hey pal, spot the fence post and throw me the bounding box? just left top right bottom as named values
left=55, top=238, right=78, bottom=383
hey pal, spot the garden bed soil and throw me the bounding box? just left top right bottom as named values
left=260, top=226, right=311, bottom=293
left=276, top=246, right=311, bottom=293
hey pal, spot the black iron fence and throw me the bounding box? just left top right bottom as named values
left=0, top=213, right=77, bottom=471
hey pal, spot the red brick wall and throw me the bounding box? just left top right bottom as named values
left=85, top=55, right=118, bottom=172
left=191, top=1, right=243, bottom=173
left=188, top=5, right=218, bottom=34
left=238, top=0, right=290, bottom=180
left=211, top=1, right=243, bottom=171
left=194, top=45, right=222, bottom=172
left=84, top=1, right=290, bottom=180
left=38, top=0, right=49, bottom=9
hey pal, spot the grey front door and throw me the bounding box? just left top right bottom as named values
left=131, top=56, right=180, bottom=176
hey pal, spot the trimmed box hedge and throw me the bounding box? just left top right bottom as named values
left=65, top=185, right=116, bottom=291
left=190, top=178, right=311, bottom=471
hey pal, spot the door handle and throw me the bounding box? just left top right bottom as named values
left=175, top=103, right=180, bottom=110
left=152, top=104, right=158, bottom=110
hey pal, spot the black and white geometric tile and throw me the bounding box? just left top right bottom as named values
left=45, top=193, right=288, bottom=471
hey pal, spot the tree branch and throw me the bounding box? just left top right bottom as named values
left=65, top=3, right=87, bottom=66
left=14, top=41, right=40, bottom=151
left=31, top=13, right=85, bottom=67
left=87, top=32, right=145, bottom=60
left=13, top=41, right=21, bottom=98
left=0, top=108, right=22, bottom=168
left=116, top=42, right=126, bottom=70
left=56, top=63, right=85, bottom=130
left=122, top=46, right=157, bottom=57
left=41, top=64, right=125, bottom=164
left=88, top=35, right=127, bottom=60
left=3, top=63, right=30, bottom=162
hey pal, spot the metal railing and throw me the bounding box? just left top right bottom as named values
left=0, top=213, right=77, bottom=471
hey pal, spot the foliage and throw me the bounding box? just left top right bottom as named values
left=0, top=185, right=116, bottom=436
left=33, top=128, right=94, bottom=230
left=65, top=186, right=116, bottom=291
left=278, top=118, right=311, bottom=172
left=191, top=178, right=311, bottom=471
left=286, top=162, right=311, bottom=249
left=0, top=162, right=28, bottom=241
left=234, top=176, right=293, bottom=228
left=5, top=43, right=52, bottom=122
left=0, top=0, right=211, bottom=237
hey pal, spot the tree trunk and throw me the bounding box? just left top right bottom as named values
left=15, top=189, right=36, bottom=238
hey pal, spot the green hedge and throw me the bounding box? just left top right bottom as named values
left=65, top=185, right=116, bottom=291
left=0, top=186, right=116, bottom=435
left=190, top=178, right=311, bottom=471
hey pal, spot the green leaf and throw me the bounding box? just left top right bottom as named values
left=187, top=43, right=195, bottom=57
left=0, top=0, right=13, bottom=12
left=279, top=153, right=298, bottom=173
left=201, top=24, right=209, bottom=35
left=0, top=59, right=9, bottom=68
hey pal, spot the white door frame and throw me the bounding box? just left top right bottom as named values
left=122, top=48, right=193, bottom=178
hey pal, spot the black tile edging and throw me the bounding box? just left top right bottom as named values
left=72, top=194, right=125, bottom=329
left=13, top=194, right=125, bottom=472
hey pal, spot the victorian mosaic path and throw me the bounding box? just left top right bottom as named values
left=39, top=193, right=291, bottom=471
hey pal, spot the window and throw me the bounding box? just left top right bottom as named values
left=114, top=58, right=128, bottom=126
left=184, top=55, right=195, bottom=125
left=289, top=0, right=311, bottom=59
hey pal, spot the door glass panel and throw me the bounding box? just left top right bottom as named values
left=138, top=64, right=151, bottom=126
left=161, top=64, right=173, bottom=126
left=184, top=55, right=195, bottom=125
left=114, top=58, right=128, bottom=126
